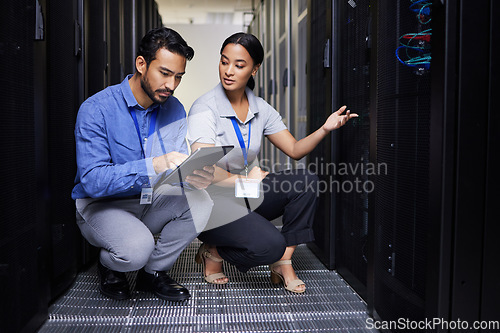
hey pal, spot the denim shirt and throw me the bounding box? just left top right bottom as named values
left=72, top=75, right=188, bottom=199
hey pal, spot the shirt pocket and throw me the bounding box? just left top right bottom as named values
left=151, top=126, right=177, bottom=155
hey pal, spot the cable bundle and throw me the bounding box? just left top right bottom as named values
left=396, top=0, right=431, bottom=70
left=409, top=0, right=431, bottom=24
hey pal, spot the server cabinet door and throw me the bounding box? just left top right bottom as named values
left=307, top=0, right=335, bottom=268
left=0, top=1, right=50, bottom=331
left=46, top=0, right=82, bottom=301
left=334, top=0, right=372, bottom=300
left=370, top=0, right=432, bottom=325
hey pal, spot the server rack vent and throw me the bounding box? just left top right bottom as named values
left=335, top=0, right=372, bottom=297
left=373, top=0, right=431, bottom=325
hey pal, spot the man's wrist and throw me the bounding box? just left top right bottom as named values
left=152, top=156, right=164, bottom=174
left=145, top=157, right=157, bottom=176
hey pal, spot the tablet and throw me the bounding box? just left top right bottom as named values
left=154, top=146, right=234, bottom=188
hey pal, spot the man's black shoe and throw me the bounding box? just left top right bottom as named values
left=96, top=261, right=131, bottom=300
left=136, top=269, right=191, bottom=301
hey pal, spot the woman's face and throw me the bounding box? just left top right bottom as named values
left=219, top=43, right=259, bottom=92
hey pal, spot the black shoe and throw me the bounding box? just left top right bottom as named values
left=136, top=269, right=191, bottom=302
left=96, top=261, right=131, bottom=300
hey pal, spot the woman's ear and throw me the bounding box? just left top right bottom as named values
left=252, top=64, right=261, bottom=76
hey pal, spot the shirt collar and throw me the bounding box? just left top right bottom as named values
left=215, top=83, right=259, bottom=124
left=120, top=74, right=160, bottom=111
left=121, top=74, right=140, bottom=108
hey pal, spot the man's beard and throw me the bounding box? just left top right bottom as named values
left=140, top=74, right=173, bottom=105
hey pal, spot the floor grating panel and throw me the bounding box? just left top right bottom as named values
left=37, top=240, right=378, bottom=332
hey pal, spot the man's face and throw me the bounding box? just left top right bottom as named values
left=139, top=48, right=187, bottom=105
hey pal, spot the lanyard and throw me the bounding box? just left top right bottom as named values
left=130, top=107, right=158, bottom=159
left=230, top=117, right=251, bottom=177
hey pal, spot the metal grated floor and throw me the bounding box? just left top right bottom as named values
left=38, top=240, right=377, bottom=333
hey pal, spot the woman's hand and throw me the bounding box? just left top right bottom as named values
left=321, top=105, right=358, bottom=132
left=247, top=166, right=269, bottom=182
left=186, top=165, right=216, bottom=190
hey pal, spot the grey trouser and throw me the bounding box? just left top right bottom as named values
left=75, top=185, right=213, bottom=273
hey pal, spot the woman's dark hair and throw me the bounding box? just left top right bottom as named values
left=220, top=32, right=264, bottom=90
left=137, top=27, right=194, bottom=68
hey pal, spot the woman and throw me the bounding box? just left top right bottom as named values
left=186, top=32, right=357, bottom=293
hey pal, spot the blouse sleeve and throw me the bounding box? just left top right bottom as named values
left=263, top=102, right=287, bottom=136
left=186, top=102, right=217, bottom=145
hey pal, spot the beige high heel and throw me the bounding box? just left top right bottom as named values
left=195, top=244, right=228, bottom=284
left=269, top=260, right=305, bottom=293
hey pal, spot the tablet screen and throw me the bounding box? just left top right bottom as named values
left=154, top=146, right=233, bottom=188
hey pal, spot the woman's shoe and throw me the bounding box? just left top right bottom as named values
left=195, top=244, right=228, bottom=284
left=269, top=260, right=305, bottom=293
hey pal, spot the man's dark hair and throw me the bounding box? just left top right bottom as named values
left=137, top=27, right=194, bottom=67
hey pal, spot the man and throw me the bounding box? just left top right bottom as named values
left=72, top=27, right=214, bottom=302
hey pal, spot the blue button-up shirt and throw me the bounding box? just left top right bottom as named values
left=72, top=75, right=188, bottom=199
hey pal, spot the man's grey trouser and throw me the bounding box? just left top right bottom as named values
left=75, top=184, right=213, bottom=273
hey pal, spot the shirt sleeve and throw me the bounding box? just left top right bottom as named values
left=186, top=102, right=217, bottom=145
left=263, top=102, right=287, bottom=136
left=74, top=101, right=151, bottom=198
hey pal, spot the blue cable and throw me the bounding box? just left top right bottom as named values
left=396, top=46, right=431, bottom=69
left=395, top=1, right=431, bottom=70
left=409, top=0, right=431, bottom=16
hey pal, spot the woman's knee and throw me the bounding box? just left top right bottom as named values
left=248, top=233, right=286, bottom=265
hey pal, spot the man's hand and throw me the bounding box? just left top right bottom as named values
left=185, top=165, right=215, bottom=190
left=152, top=151, right=189, bottom=174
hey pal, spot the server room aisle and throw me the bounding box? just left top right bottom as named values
left=38, top=240, right=376, bottom=333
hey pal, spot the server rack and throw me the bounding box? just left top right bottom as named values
left=84, top=0, right=107, bottom=97
left=333, top=0, right=371, bottom=299
left=261, top=0, right=277, bottom=172
left=45, top=0, right=82, bottom=300
left=426, top=0, right=500, bottom=326
left=370, top=0, right=432, bottom=324
left=293, top=0, right=308, bottom=168
left=277, top=0, right=499, bottom=329
left=153, top=1, right=162, bottom=28
left=135, top=0, right=146, bottom=47
left=268, top=0, right=278, bottom=171
left=0, top=1, right=49, bottom=332
left=480, top=4, right=500, bottom=323
left=107, top=0, right=124, bottom=85
left=248, top=2, right=262, bottom=96
left=368, top=0, right=500, bottom=329
left=307, top=0, right=336, bottom=268
left=122, top=0, right=136, bottom=76
left=144, top=0, right=154, bottom=33
left=80, top=0, right=109, bottom=268
left=275, top=0, right=290, bottom=170
left=0, top=1, right=163, bottom=331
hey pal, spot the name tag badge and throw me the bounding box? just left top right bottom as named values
left=235, top=179, right=260, bottom=198
left=140, top=187, right=153, bottom=205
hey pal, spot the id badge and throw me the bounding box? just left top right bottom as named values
left=235, top=179, right=260, bottom=198
left=140, top=187, right=153, bottom=204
